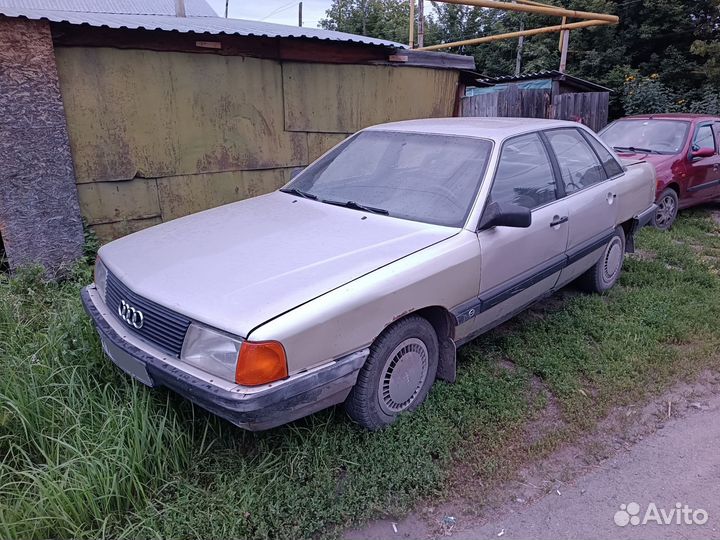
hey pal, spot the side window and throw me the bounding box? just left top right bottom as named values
left=490, top=133, right=557, bottom=210
left=693, top=125, right=716, bottom=152
left=545, top=128, right=607, bottom=195
left=584, top=133, right=624, bottom=178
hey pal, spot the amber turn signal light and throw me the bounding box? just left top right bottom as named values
left=235, top=340, right=288, bottom=386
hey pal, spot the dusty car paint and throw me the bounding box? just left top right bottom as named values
left=83, top=117, right=657, bottom=430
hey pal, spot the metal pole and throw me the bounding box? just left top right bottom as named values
left=409, top=0, right=415, bottom=48
left=298, top=1, right=303, bottom=26
left=417, top=19, right=611, bottom=51
left=418, top=0, right=425, bottom=48
left=175, top=0, right=186, bottom=17
left=224, top=0, right=229, bottom=17
left=429, top=0, right=618, bottom=23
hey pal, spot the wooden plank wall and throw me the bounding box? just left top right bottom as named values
left=461, top=85, right=609, bottom=132
left=55, top=47, right=459, bottom=242
left=461, top=87, right=551, bottom=119
left=550, top=92, right=610, bottom=132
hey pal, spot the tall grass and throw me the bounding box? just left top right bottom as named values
left=1, top=210, right=720, bottom=539
left=0, top=266, right=200, bottom=539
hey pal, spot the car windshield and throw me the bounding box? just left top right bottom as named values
left=600, top=119, right=690, bottom=154
left=283, top=130, right=493, bottom=228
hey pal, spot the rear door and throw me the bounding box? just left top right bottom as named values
left=686, top=122, right=720, bottom=201
left=543, top=128, right=619, bottom=287
left=468, top=132, right=569, bottom=334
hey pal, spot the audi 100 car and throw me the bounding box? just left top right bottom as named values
left=82, top=118, right=657, bottom=431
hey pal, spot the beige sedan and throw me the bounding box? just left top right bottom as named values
left=82, top=118, right=656, bottom=431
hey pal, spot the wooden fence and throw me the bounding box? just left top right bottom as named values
left=461, top=85, right=609, bottom=132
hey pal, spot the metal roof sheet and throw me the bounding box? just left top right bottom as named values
left=479, top=70, right=611, bottom=93
left=0, top=4, right=405, bottom=47
left=0, top=0, right=216, bottom=16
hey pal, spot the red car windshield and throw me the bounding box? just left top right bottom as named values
left=600, top=119, right=690, bottom=155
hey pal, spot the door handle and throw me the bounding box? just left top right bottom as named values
left=550, top=216, right=568, bottom=227
left=607, top=191, right=617, bottom=204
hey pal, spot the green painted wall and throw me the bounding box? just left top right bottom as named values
left=55, top=46, right=458, bottom=242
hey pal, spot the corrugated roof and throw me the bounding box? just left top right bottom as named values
left=0, top=0, right=217, bottom=17
left=0, top=3, right=405, bottom=48
left=478, top=70, right=610, bottom=93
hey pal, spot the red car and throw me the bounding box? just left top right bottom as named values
left=600, top=113, right=720, bottom=229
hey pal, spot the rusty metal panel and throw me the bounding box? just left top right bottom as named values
left=91, top=216, right=163, bottom=244
left=283, top=63, right=458, bottom=133
left=307, top=132, right=350, bottom=161
left=55, top=47, right=307, bottom=182
left=156, top=168, right=292, bottom=221
left=77, top=178, right=161, bottom=225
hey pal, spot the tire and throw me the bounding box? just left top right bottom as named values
left=653, top=188, right=679, bottom=230
left=345, top=316, right=439, bottom=430
left=577, top=226, right=625, bottom=294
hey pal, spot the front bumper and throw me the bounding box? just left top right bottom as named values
left=81, top=286, right=368, bottom=431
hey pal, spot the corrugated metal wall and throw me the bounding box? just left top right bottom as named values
left=55, top=46, right=458, bottom=242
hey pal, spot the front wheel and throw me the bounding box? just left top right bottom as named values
left=345, top=316, right=438, bottom=430
left=653, top=188, right=679, bottom=230
left=577, top=226, right=625, bottom=294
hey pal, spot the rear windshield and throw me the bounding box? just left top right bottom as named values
left=600, top=119, right=690, bottom=154
left=284, top=130, right=493, bottom=228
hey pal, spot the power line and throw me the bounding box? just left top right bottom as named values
left=259, top=0, right=298, bottom=21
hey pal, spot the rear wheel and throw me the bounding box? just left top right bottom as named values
left=653, top=188, right=679, bottom=230
left=345, top=316, right=438, bottom=430
left=578, top=226, right=625, bottom=294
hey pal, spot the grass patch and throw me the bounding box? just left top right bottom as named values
left=2, top=209, right=720, bottom=539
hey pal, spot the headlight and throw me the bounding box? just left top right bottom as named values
left=181, top=323, right=243, bottom=382
left=181, top=323, right=288, bottom=386
left=94, top=258, right=108, bottom=302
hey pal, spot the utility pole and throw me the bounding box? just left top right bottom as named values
left=409, top=0, right=415, bottom=48
left=298, top=1, right=303, bottom=27
left=512, top=0, right=523, bottom=76
left=224, top=0, right=229, bottom=18
left=417, top=0, right=425, bottom=48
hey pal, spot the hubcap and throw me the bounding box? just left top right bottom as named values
left=602, top=236, right=623, bottom=284
left=655, top=195, right=677, bottom=227
left=378, top=338, right=429, bottom=415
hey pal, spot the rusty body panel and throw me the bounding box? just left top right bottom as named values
left=54, top=45, right=461, bottom=242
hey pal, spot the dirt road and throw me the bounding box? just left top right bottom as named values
left=346, top=381, right=720, bottom=540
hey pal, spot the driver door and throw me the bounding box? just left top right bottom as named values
left=687, top=123, right=720, bottom=201
left=469, top=132, right=569, bottom=335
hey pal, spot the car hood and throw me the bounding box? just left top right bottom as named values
left=616, top=152, right=677, bottom=167
left=99, top=191, right=458, bottom=338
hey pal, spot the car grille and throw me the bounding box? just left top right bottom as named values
left=106, top=271, right=191, bottom=357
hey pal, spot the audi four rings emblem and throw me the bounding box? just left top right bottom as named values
left=118, top=300, right=144, bottom=329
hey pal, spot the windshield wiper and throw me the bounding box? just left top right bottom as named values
left=321, top=198, right=389, bottom=215
left=613, top=145, right=661, bottom=154
left=280, top=188, right=317, bottom=200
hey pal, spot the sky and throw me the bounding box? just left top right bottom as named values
left=205, top=0, right=331, bottom=28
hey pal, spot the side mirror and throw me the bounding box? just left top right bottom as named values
left=290, top=167, right=304, bottom=179
left=691, top=147, right=715, bottom=159
left=478, top=201, right=532, bottom=231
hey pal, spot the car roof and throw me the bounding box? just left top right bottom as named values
left=619, top=113, right=720, bottom=122
left=364, top=117, right=584, bottom=140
